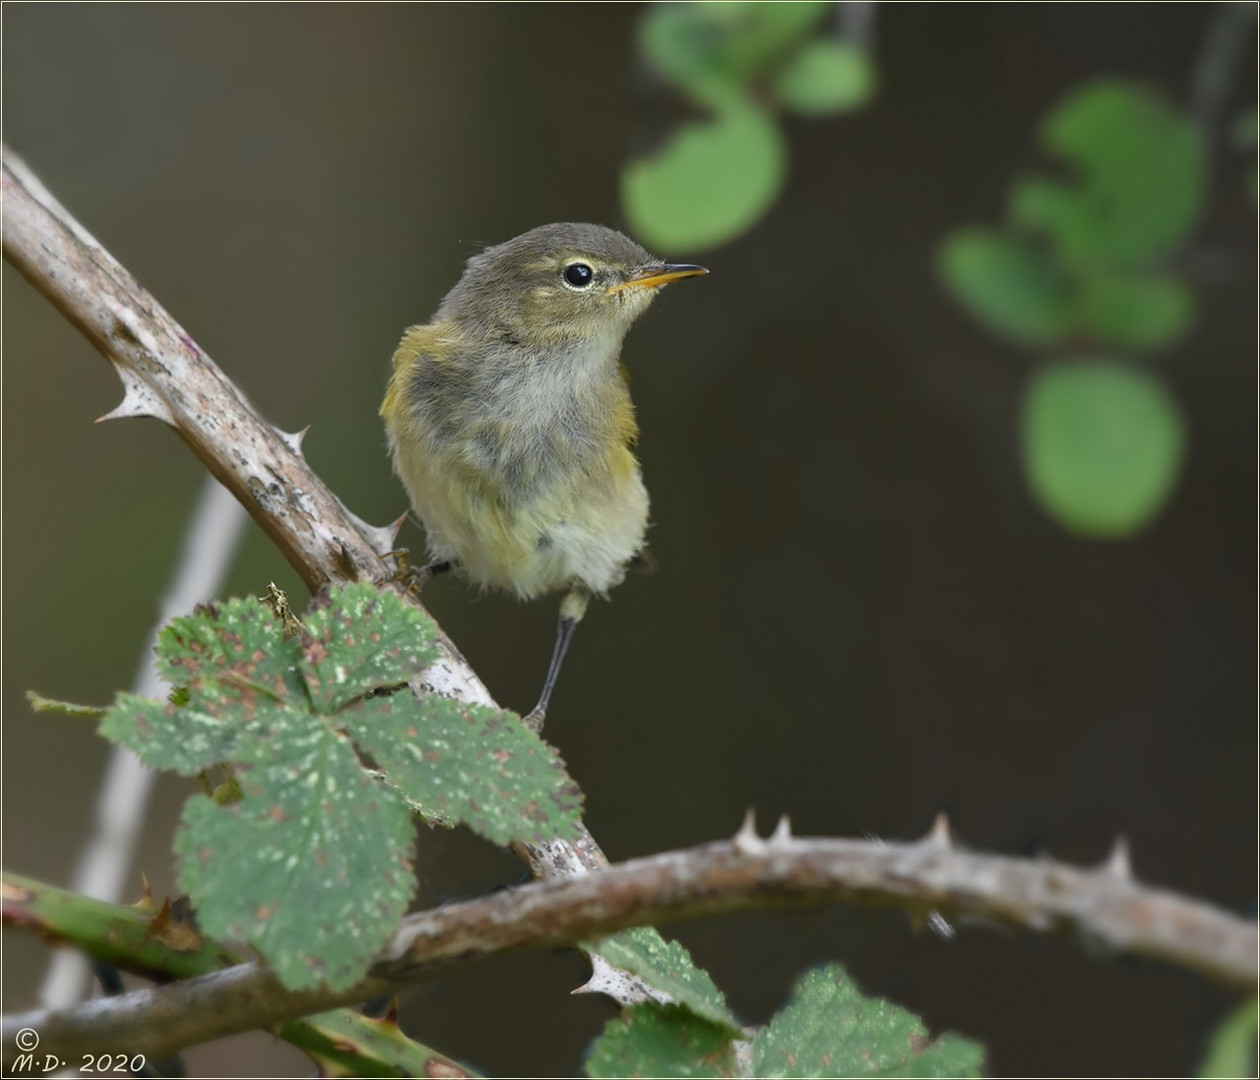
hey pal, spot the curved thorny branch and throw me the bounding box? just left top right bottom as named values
left=5, top=817, right=1256, bottom=1063
left=3, top=144, right=1255, bottom=1066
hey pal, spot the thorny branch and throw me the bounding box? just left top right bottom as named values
left=5, top=817, right=1256, bottom=1063
left=3, top=144, right=1256, bottom=1065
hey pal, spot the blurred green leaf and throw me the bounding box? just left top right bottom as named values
left=591, top=927, right=742, bottom=1033
left=773, top=40, right=875, bottom=115
left=1199, top=997, right=1258, bottom=1078
left=638, top=5, right=745, bottom=110
left=586, top=1003, right=738, bottom=1079
left=1022, top=361, right=1185, bottom=537
left=1078, top=271, right=1196, bottom=351
left=1011, top=81, right=1206, bottom=268
left=753, top=965, right=985, bottom=1078
left=623, top=102, right=786, bottom=251
left=639, top=2, right=832, bottom=109
left=938, top=228, right=1074, bottom=347
left=708, top=2, right=834, bottom=74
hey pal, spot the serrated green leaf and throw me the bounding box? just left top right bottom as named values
left=1078, top=271, right=1196, bottom=351
left=343, top=695, right=583, bottom=846
left=101, top=691, right=267, bottom=775
left=301, top=583, right=441, bottom=713
left=773, top=40, right=875, bottom=115
left=103, top=596, right=305, bottom=773
left=1199, top=997, right=1258, bottom=1078
left=155, top=596, right=295, bottom=693
left=753, top=964, right=985, bottom=1078
left=1010, top=80, right=1206, bottom=268
left=623, top=102, right=786, bottom=252
left=938, top=228, right=1075, bottom=347
left=176, top=724, right=415, bottom=992
left=98, top=583, right=569, bottom=992
left=591, top=927, right=741, bottom=1033
left=1022, top=361, right=1185, bottom=538
left=586, top=1003, right=738, bottom=1079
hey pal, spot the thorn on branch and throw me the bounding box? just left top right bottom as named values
left=925, top=811, right=952, bottom=849
left=275, top=425, right=309, bottom=456
left=1102, top=836, right=1133, bottom=880
left=341, top=504, right=409, bottom=559
left=770, top=814, right=793, bottom=847
left=733, top=808, right=765, bottom=855
left=96, top=369, right=173, bottom=425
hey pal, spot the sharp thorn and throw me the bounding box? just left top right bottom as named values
left=341, top=501, right=407, bottom=558
left=926, top=811, right=952, bottom=848
left=770, top=814, right=792, bottom=845
left=276, top=425, right=309, bottom=455
left=96, top=375, right=172, bottom=425
left=733, top=808, right=766, bottom=855
left=1102, top=835, right=1132, bottom=880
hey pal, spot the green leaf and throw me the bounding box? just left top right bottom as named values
left=95, top=583, right=579, bottom=991
left=753, top=965, right=985, bottom=1078
left=155, top=596, right=295, bottom=693
left=773, top=40, right=875, bottom=115
left=937, top=228, right=1075, bottom=347
left=101, top=691, right=266, bottom=775
left=103, top=596, right=304, bottom=774
left=175, top=726, right=416, bottom=992
left=1010, top=80, right=1206, bottom=268
left=1022, top=361, right=1186, bottom=538
left=591, top=927, right=741, bottom=1033
left=1199, top=997, right=1258, bottom=1078
left=301, top=583, right=441, bottom=713
left=639, top=2, right=832, bottom=109
left=343, top=694, right=583, bottom=845
left=638, top=5, right=743, bottom=111
left=1078, top=271, right=1196, bottom=351
left=622, top=102, right=787, bottom=252
left=586, top=1003, right=738, bottom=1079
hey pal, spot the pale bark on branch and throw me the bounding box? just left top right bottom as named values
left=3, top=144, right=1255, bottom=1068
left=5, top=821, right=1256, bottom=1063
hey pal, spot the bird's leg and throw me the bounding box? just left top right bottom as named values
left=524, top=588, right=589, bottom=733
left=384, top=550, right=454, bottom=594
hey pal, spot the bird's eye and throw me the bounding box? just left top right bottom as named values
left=562, top=263, right=594, bottom=289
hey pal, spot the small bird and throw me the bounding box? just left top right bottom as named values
left=381, top=223, right=707, bottom=726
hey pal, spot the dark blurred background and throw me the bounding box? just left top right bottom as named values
left=3, top=5, right=1254, bottom=1077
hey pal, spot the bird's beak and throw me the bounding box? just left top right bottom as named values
left=608, top=263, right=709, bottom=292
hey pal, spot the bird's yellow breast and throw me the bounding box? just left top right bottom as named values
left=382, top=323, right=648, bottom=599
